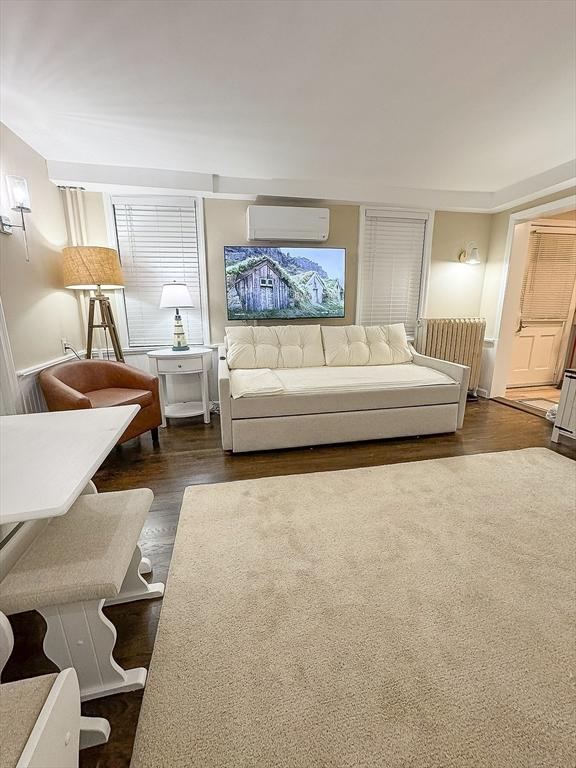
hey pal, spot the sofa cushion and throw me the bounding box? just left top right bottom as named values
left=226, top=325, right=325, bottom=369
left=230, top=363, right=455, bottom=400
left=321, top=324, right=412, bottom=366
left=230, top=363, right=460, bottom=417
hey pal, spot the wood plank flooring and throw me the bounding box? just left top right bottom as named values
left=3, top=400, right=575, bottom=768
left=505, top=385, right=562, bottom=403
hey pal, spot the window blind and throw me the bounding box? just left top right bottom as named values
left=113, top=201, right=205, bottom=347
left=520, top=231, right=576, bottom=321
left=358, top=211, right=427, bottom=335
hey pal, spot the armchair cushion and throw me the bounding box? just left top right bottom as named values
left=85, top=388, right=153, bottom=409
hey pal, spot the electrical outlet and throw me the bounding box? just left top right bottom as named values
left=61, top=338, right=68, bottom=355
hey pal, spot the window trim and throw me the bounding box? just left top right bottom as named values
left=105, top=194, right=211, bottom=349
left=356, top=206, right=435, bottom=334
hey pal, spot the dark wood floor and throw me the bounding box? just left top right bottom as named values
left=4, top=400, right=575, bottom=767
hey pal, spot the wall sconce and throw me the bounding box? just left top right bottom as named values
left=458, top=242, right=481, bottom=265
left=1, top=175, right=32, bottom=261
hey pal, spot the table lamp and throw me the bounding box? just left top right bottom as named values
left=62, top=246, right=125, bottom=362
left=159, top=282, right=194, bottom=351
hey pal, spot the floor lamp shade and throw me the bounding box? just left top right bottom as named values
left=62, top=246, right=124, bottom=289
left=62, top=246, right=125, bottom=362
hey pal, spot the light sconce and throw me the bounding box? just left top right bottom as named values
left=1, top=175, right=32, bottom=261
left=458, top=242, right=481, bottom=265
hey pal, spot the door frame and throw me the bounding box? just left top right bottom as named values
left=489, top=196, right=576, bottom=398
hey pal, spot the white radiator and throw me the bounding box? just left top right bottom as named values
left=17, top=369, right=47, bottom=413
left=415, top=318, right=486, bottom=392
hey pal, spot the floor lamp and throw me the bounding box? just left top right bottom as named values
left=62, top=246, right=125, bottom=362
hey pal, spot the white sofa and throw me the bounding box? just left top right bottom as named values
left=218, top=324, right=470, bottom=453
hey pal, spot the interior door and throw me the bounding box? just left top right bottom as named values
left=508, top=321, right=564, bottom=386
left=508, top=227, right=576, bottom=389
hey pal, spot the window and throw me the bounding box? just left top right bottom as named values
left=357, top=209, right=430, bottom=336
left=260, top=278, right=273, bottom=287
left=112, top=198, right=207, bottom=348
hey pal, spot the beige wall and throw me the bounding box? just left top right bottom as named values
left=0, top=124, right=84, bottom=370
left=70, top=187, right=576, bottom=376
left=203, top=198, right=359, bottom=343
left=85, top=196, right=511, bottom=342
left=83, top=190, right=110, bottom=245
left=427, top=212, right=493, bottom=319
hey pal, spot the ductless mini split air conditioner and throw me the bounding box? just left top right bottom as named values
left=246, top=205, right=330, bottom=242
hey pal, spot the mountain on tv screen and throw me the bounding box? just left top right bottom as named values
left=225, top=246, right=345, bottom=320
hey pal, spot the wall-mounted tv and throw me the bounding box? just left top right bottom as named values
left=225, top=246, right=345, bottom=320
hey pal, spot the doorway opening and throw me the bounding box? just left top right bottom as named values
left=499, top=211, right=576, bottom=418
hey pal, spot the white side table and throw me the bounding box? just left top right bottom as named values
left=147, top=348, right=212, bottom=427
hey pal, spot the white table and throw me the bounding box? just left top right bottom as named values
left=0, top=405, right=139, bottom=526
left=0, top=405, right=164, bottom=709
left=147, top=347, right=212, bottom=427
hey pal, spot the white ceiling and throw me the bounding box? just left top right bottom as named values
left=1, top=0, right=575, bottom=196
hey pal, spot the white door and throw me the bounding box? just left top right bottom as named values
left=508, top=321, right=564, bottom=386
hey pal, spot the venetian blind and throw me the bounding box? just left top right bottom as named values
left=358, top=211, right=427, bottom=335
left=520, top=230, right=576, bottom=321
left=113, top=201, right=204, bottom=347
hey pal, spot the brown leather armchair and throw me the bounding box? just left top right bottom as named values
left=39, top=359, right=162, bottom=444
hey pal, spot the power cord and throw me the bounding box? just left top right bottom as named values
left=63, top=343, right=82, bottom=360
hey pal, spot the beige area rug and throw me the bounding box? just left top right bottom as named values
left=131, top=448, right=576, bottom=768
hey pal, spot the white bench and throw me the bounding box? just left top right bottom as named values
left=0, top=489, right=164, bottom=701
left=0, top=613, right=110, bottom=767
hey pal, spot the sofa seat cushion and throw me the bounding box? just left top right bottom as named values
left=226, top=325, right=325, bottom=369
left=230, top=364, right=460, bottom=418
left=0, top=673, right=58, bottom=768
left=85, top=387, right=152, bottom=409
left=231, top=363, right=454, bottom=398
left=321, top=324, right=412, bottom=366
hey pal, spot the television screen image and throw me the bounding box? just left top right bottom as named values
left=225, top=246, right=345, bottom=320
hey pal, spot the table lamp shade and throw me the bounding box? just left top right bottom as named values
left=62, top=246, right=124, bottom=289
left=159, top=282, right=194, bottom=308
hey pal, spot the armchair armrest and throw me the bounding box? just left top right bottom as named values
left=218, top=346, right=232, bottom=451
left=39, top=374, right=91, bottom=411
left=410, top=346, right=470, bottom=429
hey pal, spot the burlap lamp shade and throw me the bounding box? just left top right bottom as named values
left=62, top=246, right=124, bottom=289
left=62, top=245, right=126, bottom=362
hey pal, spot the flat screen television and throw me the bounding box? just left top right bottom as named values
left=225, top=246, right=345, bottom=320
